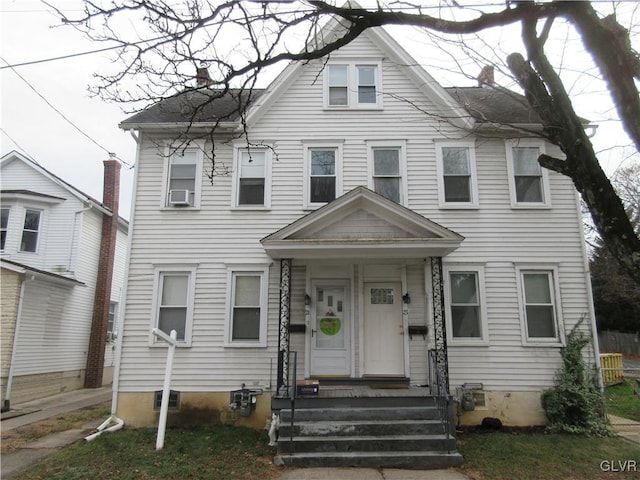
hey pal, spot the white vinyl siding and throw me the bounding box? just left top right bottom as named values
left=436, top=142, right=478, bottom=208
left=225, top=265, right=269, bottom=347
left=505, top=139, right=551, bottom=208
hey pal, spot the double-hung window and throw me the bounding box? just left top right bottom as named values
left=325, top=62, right=381, bottom=108
left=235, top=148, right=271, bottom=207
left=306, top=145, right=341, bottom=207
left=165, top=146, right=203, bottom=208
left=506, top=140, right=551, bottom=207
left=368, top=142, right=406, bottom=204
left=20, top=208, right=41, bottom=252
left=226, top=265, right=269, bottom=347
left=107, top=301, right=118, bottom=342
left=444, top=266, right=487, bottom=344
left=152, top=266, right=196, bottom=345
left=436, top=142, right=478, bottom=207
left=517, top=267, right=562, bottom=344
left=1, top=207, right=9, bottom=250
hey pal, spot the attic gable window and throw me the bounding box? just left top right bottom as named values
left=325, top=62, right=381, bottom=108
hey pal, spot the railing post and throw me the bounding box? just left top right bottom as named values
left=277, top=258, right=292, bottom=396
left=431, top=256, right=449, bottom=393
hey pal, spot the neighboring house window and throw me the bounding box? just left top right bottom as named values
left=444, top=266, right=487, bottom=344
left=436, top=142, right=478, bottom=207
left=305, top=145, right=342, bottom=207
left=20, top=208, right=41, bottom=252
left=165, top=147, right=203, bottom=208
left=235, top=148, right=271, bottom=207
left=107, top=301, right=118, bottom=342
left=518, top=268, right=561, bottom=343
left=506, top=140, right=551, bottom=207
left=152, top=266, right=196, bottom=345
left=325, top=62, right=381, bottom=108
left=226, top=265, right=269, bottom=347
left=368, top=142, right=406, bottom=204
left=1, top=207, right=9, bottom=250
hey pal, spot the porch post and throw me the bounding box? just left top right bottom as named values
left=430, top=256, right=450, bottom=392
left=277, top=258, right=292, bottom=396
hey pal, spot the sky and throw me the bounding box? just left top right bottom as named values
left=1, top=0, right=638, bottom=223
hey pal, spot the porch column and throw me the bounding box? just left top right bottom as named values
left=277, top=258, right=292, bottom=396
left=431, top=256, right=450, bottom=392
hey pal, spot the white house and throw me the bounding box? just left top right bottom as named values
left=113, top=22, right=598, bottom=468
left=0, top=151, right=128, bottom=407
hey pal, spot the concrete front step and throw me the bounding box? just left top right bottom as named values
left=279, top=419, right=446, bottom=437
left=274, top=450, right=464, bottom=469
left=277, top=434, right=457, bottom=453
left=279, top=405, right=442, bottom=422
left=272, top=395, right=436, bottom=410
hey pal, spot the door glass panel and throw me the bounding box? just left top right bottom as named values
left=370, top=288, right=394, bottom=305
left=315, top=286, right=345, bottom=349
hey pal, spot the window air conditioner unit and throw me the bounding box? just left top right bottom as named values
left=168, top=189, right=191, bottom=206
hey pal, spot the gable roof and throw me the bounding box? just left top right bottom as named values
left=0, top=151, right=129, bottom=229
left=261, top=186, right=464, bottom=259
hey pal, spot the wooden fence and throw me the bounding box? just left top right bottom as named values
left=598, top=331, right=640, bottom=357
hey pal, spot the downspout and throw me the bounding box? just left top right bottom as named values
left=86, top=129, right=140, bottom=441
left=68, top=204, right=93, bottom=274
left=3, top=274, right=35, bottom=412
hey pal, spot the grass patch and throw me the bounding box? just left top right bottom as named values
left=606, top=379, right=640, bottom=422
left=458, top=429, right=640, bottom=480
left=1, top=402, right=111, bottom=454
left=11, top=425, right=281, bottom=480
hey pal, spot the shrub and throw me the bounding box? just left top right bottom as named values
left=542, top=322, right=609, bottom=436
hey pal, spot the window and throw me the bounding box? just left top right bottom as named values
left=234, top=148, right=271, bottom=207
left=107, top=302, right=118, bottom=342
left=164, top=146, right=203, bottom=208
left=20, top=209, right=41, bottom=252
left=436, top=142, right=478, bottom=207
left=306, top=145, right=342, bottom=206
left=444, top=266, right=487, bottom=344
left=226, top=265, right=269, bottom=347
left=1, top=207, right=9, bottom=250
left=519, top=269, right=560, bottom=342
left=152, top=266, right=196, bottom=345
left=368, top=142, right=406, bottom=204
left=325, top=62, right=381, bottom=108
left=506, top=140, right=551, bottom=207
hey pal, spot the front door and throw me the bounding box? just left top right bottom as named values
left=310, top=280, right=350, bottom=376
left=363, top=282, right=405, bottom=376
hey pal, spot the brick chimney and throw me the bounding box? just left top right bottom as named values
left=84, top=159, right=121, bottom=388
left=196, top=67, right=212, bottom=87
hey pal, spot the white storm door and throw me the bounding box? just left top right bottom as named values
left=310, top=281, right=350, bottom=376
left=363, top=283, right=405, bottom=376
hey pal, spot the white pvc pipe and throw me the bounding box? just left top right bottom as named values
left=153, top=328, right=178, bottom=450
left=84, top=415, right=124, bottom=442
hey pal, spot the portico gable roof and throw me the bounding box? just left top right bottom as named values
left=261, top=187, right=464, bottom=259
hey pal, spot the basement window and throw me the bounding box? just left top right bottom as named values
left=154, top=390, right=180, bottom=410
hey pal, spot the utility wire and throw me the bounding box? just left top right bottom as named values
left=0, top=127, right=36, bottom=160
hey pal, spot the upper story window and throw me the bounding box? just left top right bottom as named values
left=20, top=208, right=42, bottom=253
left=436, top=142, right=478, bottom=208
left=305, top=144, right=342, bottom=208
left=506, top=140, right=551, bottom=208
left=107, top=301, right=118, bottom=342
left=368, top=141, right=406, bottom=204
left=444, top=265, right=488, bottom=345
left=1, top=207, right=9, bottom=250
left=325, top=62, right=382, bottom=109
left=234, top=148, right=272, bottom=208
left=164, top=146, right=203, bottom=208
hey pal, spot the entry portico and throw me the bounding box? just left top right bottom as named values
left=261, top=187, right=464, bottom=395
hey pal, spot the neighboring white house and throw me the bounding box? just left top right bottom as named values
left=113, top=22, right=598, bottom=436
left=0, top=151, right=128, bottom=407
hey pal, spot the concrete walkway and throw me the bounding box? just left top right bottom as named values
left=277, top=468, right=471, bottom=479
left=608, top=414, right=640, bottom=446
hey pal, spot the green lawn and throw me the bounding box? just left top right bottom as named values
left=606, top=379, right=640, bottom=422
left=458, top=429, right=640, bottom=480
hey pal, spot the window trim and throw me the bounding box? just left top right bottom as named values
left=366, top=140, right=407, bottom=206
left=20, top=207, right=43, bottom=253
left=162, top=142, right=204, bottom=209
left=107, top=301, right=118, bottom=342
left=435, top=141, right=479, bottom=209
left=515, top=265, right=565, bottom=346
left=323, top=61, right=383, bottom=109
left=150, top=265, right=197, bottom=347
left=232, top=146, right=273, bottom=209
left=505, top=139, right=552, bottom=209
left=224, top=264, right=270, bottom=348
left=1, top=207, right=10, bottom=251
left=303, top=142, right=343, bottom=209
left=443, top=264, right=489, bottom=346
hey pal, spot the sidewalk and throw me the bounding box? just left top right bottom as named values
left=608, top=414, right=640, bottom=446
left=1, top=387, right=112, bottom=479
